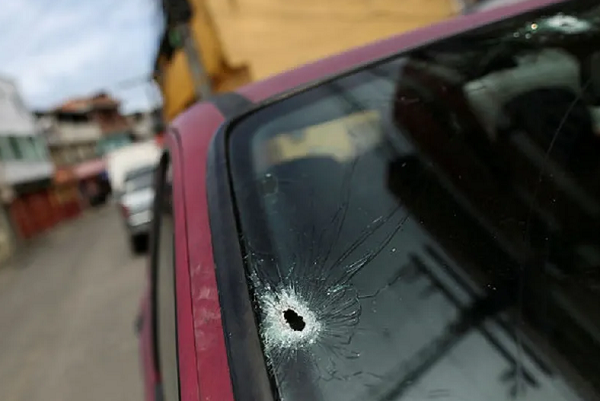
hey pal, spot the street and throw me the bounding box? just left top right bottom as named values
left=0, top=206, right=145, bottom=401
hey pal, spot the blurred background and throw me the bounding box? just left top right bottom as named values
left=0, top=0, right=518, bottom=400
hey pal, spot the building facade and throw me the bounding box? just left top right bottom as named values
left=0, top=77, right=57, bottom=255
left=39, top=93, right=136, bottom=207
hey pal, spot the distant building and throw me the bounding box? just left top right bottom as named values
left=467, top=0, right=527, bottom=12
left=0, top=77, right=58, bottom=257
left=89, top=93, right=135, bottom=157
left=38, top=92, right=137, bottom=207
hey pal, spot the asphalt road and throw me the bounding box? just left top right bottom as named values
left=0, top=205, right=145, bottom=401
left=208, top=0, right=457, bottom=82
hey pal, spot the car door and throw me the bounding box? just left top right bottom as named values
left=139, top=151, right=179, bottom=401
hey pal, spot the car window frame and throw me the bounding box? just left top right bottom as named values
left=150, top=151, right=180, bottom=401
left=205, top=0, right=587, bottom=399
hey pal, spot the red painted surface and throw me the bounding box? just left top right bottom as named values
left=54, top=167, right=77, bottom=185
left=172, top=104, right=233, bottom=401
left=170, top=127, right=201, bottom=401
left=141, top=0, right=568, bottom=399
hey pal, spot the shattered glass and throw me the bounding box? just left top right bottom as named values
left=228, top=1, right=600, bottom=400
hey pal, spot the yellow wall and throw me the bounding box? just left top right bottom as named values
left=158, top=51, right=195, bottom=121
left=207, top=0, right=458, bottom=81
left=159, top=0, right=457, bottom=120
left=189, top=0, right=234, bottom=76
left=264, top=111, right=382, bottom=168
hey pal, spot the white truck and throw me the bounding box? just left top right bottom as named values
left=106, top=141, right=161, bottom=253
left=106, top=141, right=162, bottom=196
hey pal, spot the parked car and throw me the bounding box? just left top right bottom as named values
left=119, top=164, right=156, bottom=253
left=106, top=141, right=162, bottom=200
left=138, top=1, right=600, bottom=400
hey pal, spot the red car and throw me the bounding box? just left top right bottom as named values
left=138, top=0, right=600, bottom=400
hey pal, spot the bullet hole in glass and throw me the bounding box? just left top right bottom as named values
left=283, top=308, right=306, bottom=331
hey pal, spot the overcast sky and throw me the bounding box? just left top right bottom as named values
left=0, top=0, right=163, bottom=113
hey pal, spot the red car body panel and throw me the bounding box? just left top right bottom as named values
left=171, top=104, right=234, bottom=401
left=141, top=0, right=566, bottom=400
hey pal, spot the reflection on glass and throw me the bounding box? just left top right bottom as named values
left=229, top=1, right=600, bottom=400
left=262, top=111, right=382, bottom=168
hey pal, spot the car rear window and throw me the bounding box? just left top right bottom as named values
left=229, top=1, right=600, bottom=400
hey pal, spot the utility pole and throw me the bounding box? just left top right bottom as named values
left=162, top=0, right=212, bottom=101
left=176, top=22, right=213, bottom=101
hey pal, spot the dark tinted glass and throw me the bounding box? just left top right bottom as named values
left=229, top=2, right=600, bottom=400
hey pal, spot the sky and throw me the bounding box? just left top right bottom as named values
left=0, top=0, right=164, bottom=113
